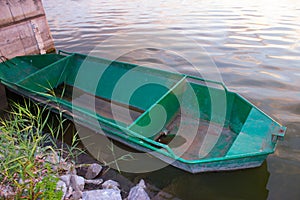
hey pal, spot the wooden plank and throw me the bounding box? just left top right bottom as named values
left=0, top=0, right=55, bottom=59
left=0, top=1, right=14, bottom=26
left=19, top=0, right=45, bottom=19
left=0, top=23, right=26, bottom=58
left=30, top=16, right=55, bottom=52
left=0, top=15, right=54, bottom=59
left=18, top=21, right=40, bottom=55
left=2, top=0, right=44, bottom=24
left=6, top=0, right=25, bottom=22
left=30, top=17, right=46, bottom=54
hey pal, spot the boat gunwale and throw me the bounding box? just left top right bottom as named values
left=66, top=51, right=229, bottom=92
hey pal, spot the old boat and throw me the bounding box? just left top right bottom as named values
left=0, top=51, right=286, bottom=173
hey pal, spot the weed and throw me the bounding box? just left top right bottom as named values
left=0, top=99, right=81, bottom=199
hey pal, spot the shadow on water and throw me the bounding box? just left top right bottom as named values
left=122, top=161, right=270, bottom=200
left=70, top=123, right=271, bottom=200
left=59, top=120, right=270, bottom=200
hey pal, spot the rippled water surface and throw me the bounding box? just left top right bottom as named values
left=43, top=0, right=300, bottom=199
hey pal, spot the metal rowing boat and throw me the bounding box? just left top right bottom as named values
left=0, top=51, right=286, bottom=173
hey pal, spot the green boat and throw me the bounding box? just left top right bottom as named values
left=0, top=51, right=286, bottom=173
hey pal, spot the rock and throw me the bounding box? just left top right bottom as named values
left=18, top=178, right=24, bottom=185
left=85, top=178, right=103, bottom=185
left=102, top=180, right=120, bottom=191
left=82, top=189, right=122, bottom=200
left=46, top=152, right=76, bottom=175
left=67, top=163, right=77, bottom=175
left=0, top=185, right=15, bottom=199
left=58, top=161, right=76, bottom=175
left=85, top=163, right=103, bottom=179
left=56, top=180, right=67, bottom=200
left=100, top=169, right=135, bottom=192
left=153, top=190, right=176, bottom=200
left=72, top=190, right=83, bottom=200
left=65, top=186, right=73, bottom=199
left=45, top=151, right=60, bottom=165
left=145, top=183, right=161, bottom=198
left=70, top=175, right=85, bottom=191
left=60, top=174, right=71, bottom=187
left=128, top=179, right=150, bottom=200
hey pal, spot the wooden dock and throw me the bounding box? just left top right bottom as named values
left=0, top=0, right=55, bottom=110
left=0, top=0, right=55, bottom=59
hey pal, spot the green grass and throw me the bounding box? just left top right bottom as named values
left=0, top=100, right=82, bottom=199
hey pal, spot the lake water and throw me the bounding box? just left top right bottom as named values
left=43, top=0, right=300, bottom=199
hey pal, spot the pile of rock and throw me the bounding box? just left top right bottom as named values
left=56, top=162, right=150, bottom=200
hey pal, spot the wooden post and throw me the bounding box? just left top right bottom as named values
left=0, top=0, right=54, bottom=110
left=0, top=83, right=8, bottom=111
left=0, top=0, right=55, bottom=59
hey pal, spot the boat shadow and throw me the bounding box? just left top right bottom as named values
left=126, top=161, right=270, bottom=200
left=71, top=124, right=270, bottom=200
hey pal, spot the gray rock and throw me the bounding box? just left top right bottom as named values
left=60, top=174, right=71, bottom=187
left=18, top=178, right=24, bottom=185
left=56, top=180, right=67, bottom=200
left=102, top=180, right=120, bottom=191
left=85, top=163, right=103, bottom=179
left=82, top=189, right=122, bottom=200
left=65, top=186, right=73, bottom=199
left=128, top=179, right=150, bottom=200
left=58, top=161, right=76, bottom=175
left=0, top=185, right=15, bottom=199
left=72, top=190, right=83, bottom=200
left=67, top=164, right=77, bottom=175
left=45, top=151, right=60, bottom=165
left=71, top=175, right=85, bottom=191
left=85, top=178, right=103, bottom=185
left=153, top=190, right=178, bottom=200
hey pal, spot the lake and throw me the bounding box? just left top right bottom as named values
left=43, top=0, right=300, bottom=199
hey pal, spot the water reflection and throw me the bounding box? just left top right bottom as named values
left=127, top=162, right=269, bottom=200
